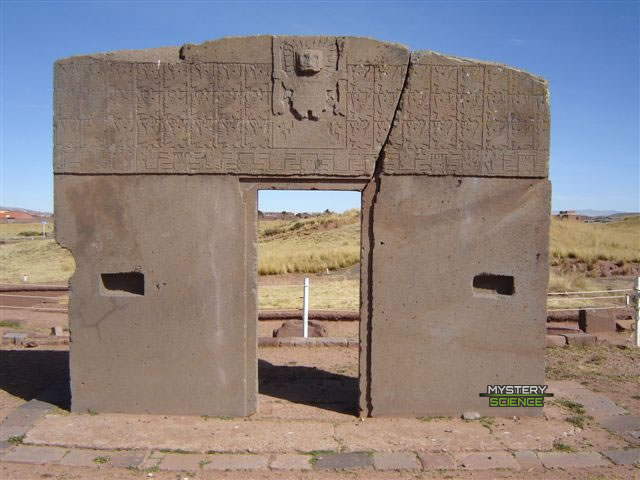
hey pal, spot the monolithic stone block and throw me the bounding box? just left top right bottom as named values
left=363, top=176, right=550, bottom=417
left=56, top=175, right=251, bottom=416
left=562, top=333, right=597, bottom=346
left=54, top=35, right=550, bottom=418
left=578, top=309, right=616, bottom=333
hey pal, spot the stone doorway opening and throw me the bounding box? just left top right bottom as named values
left=256, top=188, right=363, bottom=416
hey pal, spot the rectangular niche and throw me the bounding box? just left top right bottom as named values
left=473, top=273, right=515, bottom=296
left=100, top=272, right=145, bottom=296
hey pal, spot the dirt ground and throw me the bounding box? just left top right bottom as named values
left=2, top=462, right=635, bottom=480
left=1, top=298, right=638, bottom=423
left=259, top=319, right=358, bottom=339
left=1, top=274, right=639, bottom=479
left=546, top=342, right=640, bottom=416
left=2, top=339, right=639, bottom=427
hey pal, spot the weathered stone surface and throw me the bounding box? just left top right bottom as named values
left=546, top=335, right=566, bottom=347
left=273, top=320, right=328, bottom=337
left=202, top=453, right=268, bottom=470
left=0, top=399, right=55, bottom=441
left=537, top=451, right=610, bottom=469
left=56, top=175, right=251, bottom=416
left=602, top=448, right=640, bottom=465
left=313, top=452, right=373, bottom=470
left=0, top=445, right=68, bottom=464
left=546, top=325, right=580, bottom=336
left=578, top=309, right=616, bottom=333
left=417, top=452, right=457, bottom=470
left=58, top=448, right=107, bottom=467
left=364, top=176, right=550, bottom=416
left=258, top=337, right=279, bottom=347
left=270, top=454, right=312, bottom=470
left=382, top=52, right=549, bottom=178
left=562, top=332, right=597, bottom=345
left=317, top=337, right=349, bottom=346
left=54, top=35, right=550, bottom=418
left=548, top=381, right=628, bottom=420
left=599, top=415, right=640, bottom=444
left=141, top=450, right=164, bottom=469
left=292, top=337, right=318, bottom=346
left=514, top=450, right=543, bottom=470
left=455, top=451, right=520, bottom=470
left=372, top=451, right=420, bottom=471
left=54, top=36, right=408, bottom=177
left=105, top=449, right=148, bottom=468
left=616, top=319, right=635, bottom=331
left=158, top=452, right=207, bottom=471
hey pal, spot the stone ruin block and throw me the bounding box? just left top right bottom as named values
left=578, top=309, right=617, bottom=333
left=53, top=36, right=551, bottom=417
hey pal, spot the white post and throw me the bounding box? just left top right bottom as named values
left=302, top=277, right=309, bottom=338
left=42, top=222, right=46, bottom=238
left=634, top=277, right=640, bottom=347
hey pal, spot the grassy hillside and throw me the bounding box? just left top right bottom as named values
left=258, top=209, right=360, bottom=275
left=550, top=216, right=640, bottom=265
left=0, top=239, right=75, bottom=284
left=1, top=213, right=637, bottom=286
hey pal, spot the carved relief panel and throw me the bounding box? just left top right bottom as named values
left=383, top=54, right=549, bottom=177
left=53, top=36, right=408, bottom=177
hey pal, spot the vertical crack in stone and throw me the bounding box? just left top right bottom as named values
left=362, top=55, right=411, bottom=416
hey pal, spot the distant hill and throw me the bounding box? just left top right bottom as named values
left=551, top=210, right=638, bottom=217
left=258, top=210, right=360, bottom=275
left=574, top=209, right=627, bottom=217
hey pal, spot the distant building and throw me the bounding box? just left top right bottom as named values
left=0, top=210, right=51, bottom=223
left=0, top=210, right=35, bottom=222
left=557, top=210, right=582, bottom=221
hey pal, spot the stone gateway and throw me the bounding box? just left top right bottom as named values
left=53, top=36, right=551, bottom=417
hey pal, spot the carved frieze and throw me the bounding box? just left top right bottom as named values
left=54, top=36, right=408, bottom=177
left=53, top=37, right=548, bottom=178
left=382, top=52, right=550, bottom=177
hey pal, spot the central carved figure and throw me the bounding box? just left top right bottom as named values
left=295, top=49, right=323, bottom=74
left=273, top=37, right=345, bottom=122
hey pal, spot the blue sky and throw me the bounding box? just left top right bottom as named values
left=1, top=1, right=638, bottom=213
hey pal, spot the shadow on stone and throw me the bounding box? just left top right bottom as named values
left=258, top=359, right=358, bottom=416
left=0, top=350, right=70, bottom=410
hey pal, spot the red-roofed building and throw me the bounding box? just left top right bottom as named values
left=0, top=210, right=35, bottom=221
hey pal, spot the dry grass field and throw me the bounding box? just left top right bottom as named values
left=258, top=209, right=360, bottom=275
left=1, top=213, right=637, bottom=310
left=0, top=239, right=74, bottom=284
left=0, top=221, right=53, bottom=239
left=260, top=277, right=359, bottom=310
left=550, top=215, right=640, bottom=265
